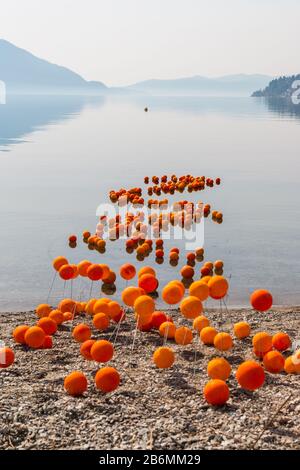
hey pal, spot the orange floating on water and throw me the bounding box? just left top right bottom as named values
left=180, top=265, right=194, bottom=279
left=120, top=263, right=136, bottom=280
left=103, top=270, right=116, bottom=284
left=53, top=256, right=68, bottom=272
left=87, top=264, right=103, bottom=281
left=138, top=266, right=156, bottom=278
left=59, top=264, right=75, bottom=281
left=77, top=260, right=92, bottom=277
left=99, top=264, right=110, bottom=280
left=138, top=274, right=158, bottom=293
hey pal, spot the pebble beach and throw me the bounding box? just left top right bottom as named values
left=1, top=307, right=299, bottom=451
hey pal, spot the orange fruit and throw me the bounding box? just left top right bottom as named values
left=234, top=321, right=251, bottom=339
left=91, top=340, right=114, bottom=363
left=64, top=371, right=87, bottom=396
left=0, top=347, right=15, bottom=368
left=204, top=379, right=229, bottom=406
left=189, top=281, right=209, bottom=301
left=159, top=321, right=176, bottom=339
left=214, top=332, right=233, bottom=351
left=250, top=289, right=273, bottom=312
left=200, top=326, right=218, bottom=345
left=58, top=299, right=77, bottom=314
left=284, top=356, right=300, bottom=374
left=49, top=310, right=64, bottom=325
left=122, top=286, right=145, bottom=307
left=272, top=332, right=291, bottom=352
left=252, top=332, right=272, bottom=355
left=263, top=350, right=285, bottom=373
left=80, top=339, right=96, bottom=360
left=95, top=367, right=120, bottom=393
left=42, top=336, right=53, bottom=349
left=193, top=315, right=210, bottom=332
left=180, top=296, right=203, bottom=319
left=208, top=276, right=229, bottom=299
left=134, top=295, right=155, bottom=317
left=207, top=358, right=231, bottom=381
left=162, top=283, right=184, bottom=305
left=151, top=311, right=168, bottom=329
left=236, top=361, right=265, bottom=391
left=180, top=265, right=194, bottom=279
left=36, top=304, right=51, bottom=318
left=24, top=326, right=46, bottom=349
left=37, top=317, right=57, bottom=336
left=72, top=324, right=91, bottom=343
left=13, top=325, right=29, bottom=344
left=93, top=313, right=110, bottom=331
left=153, top=347, right=175, bottom=368
left=175, top=326, right=193, bottom=345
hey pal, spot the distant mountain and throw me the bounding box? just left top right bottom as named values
left=126, top=74, right=273, bottom=97
left=252, top=75, right=300, bottom=98
left=0, top=39, right=107, bottom=95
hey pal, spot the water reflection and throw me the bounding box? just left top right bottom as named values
left=263, top=97, right=300, bottom=119
left=0, top=95, right=299, bottom=152
left=0, top=94, right=105, bottom=150
left=110, top=94, right=300, bottom=121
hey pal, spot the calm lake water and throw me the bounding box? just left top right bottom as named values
left=0, top=94, right=299, bottom=311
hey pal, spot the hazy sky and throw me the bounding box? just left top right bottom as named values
left=1, top=0, right=299, bottom=86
